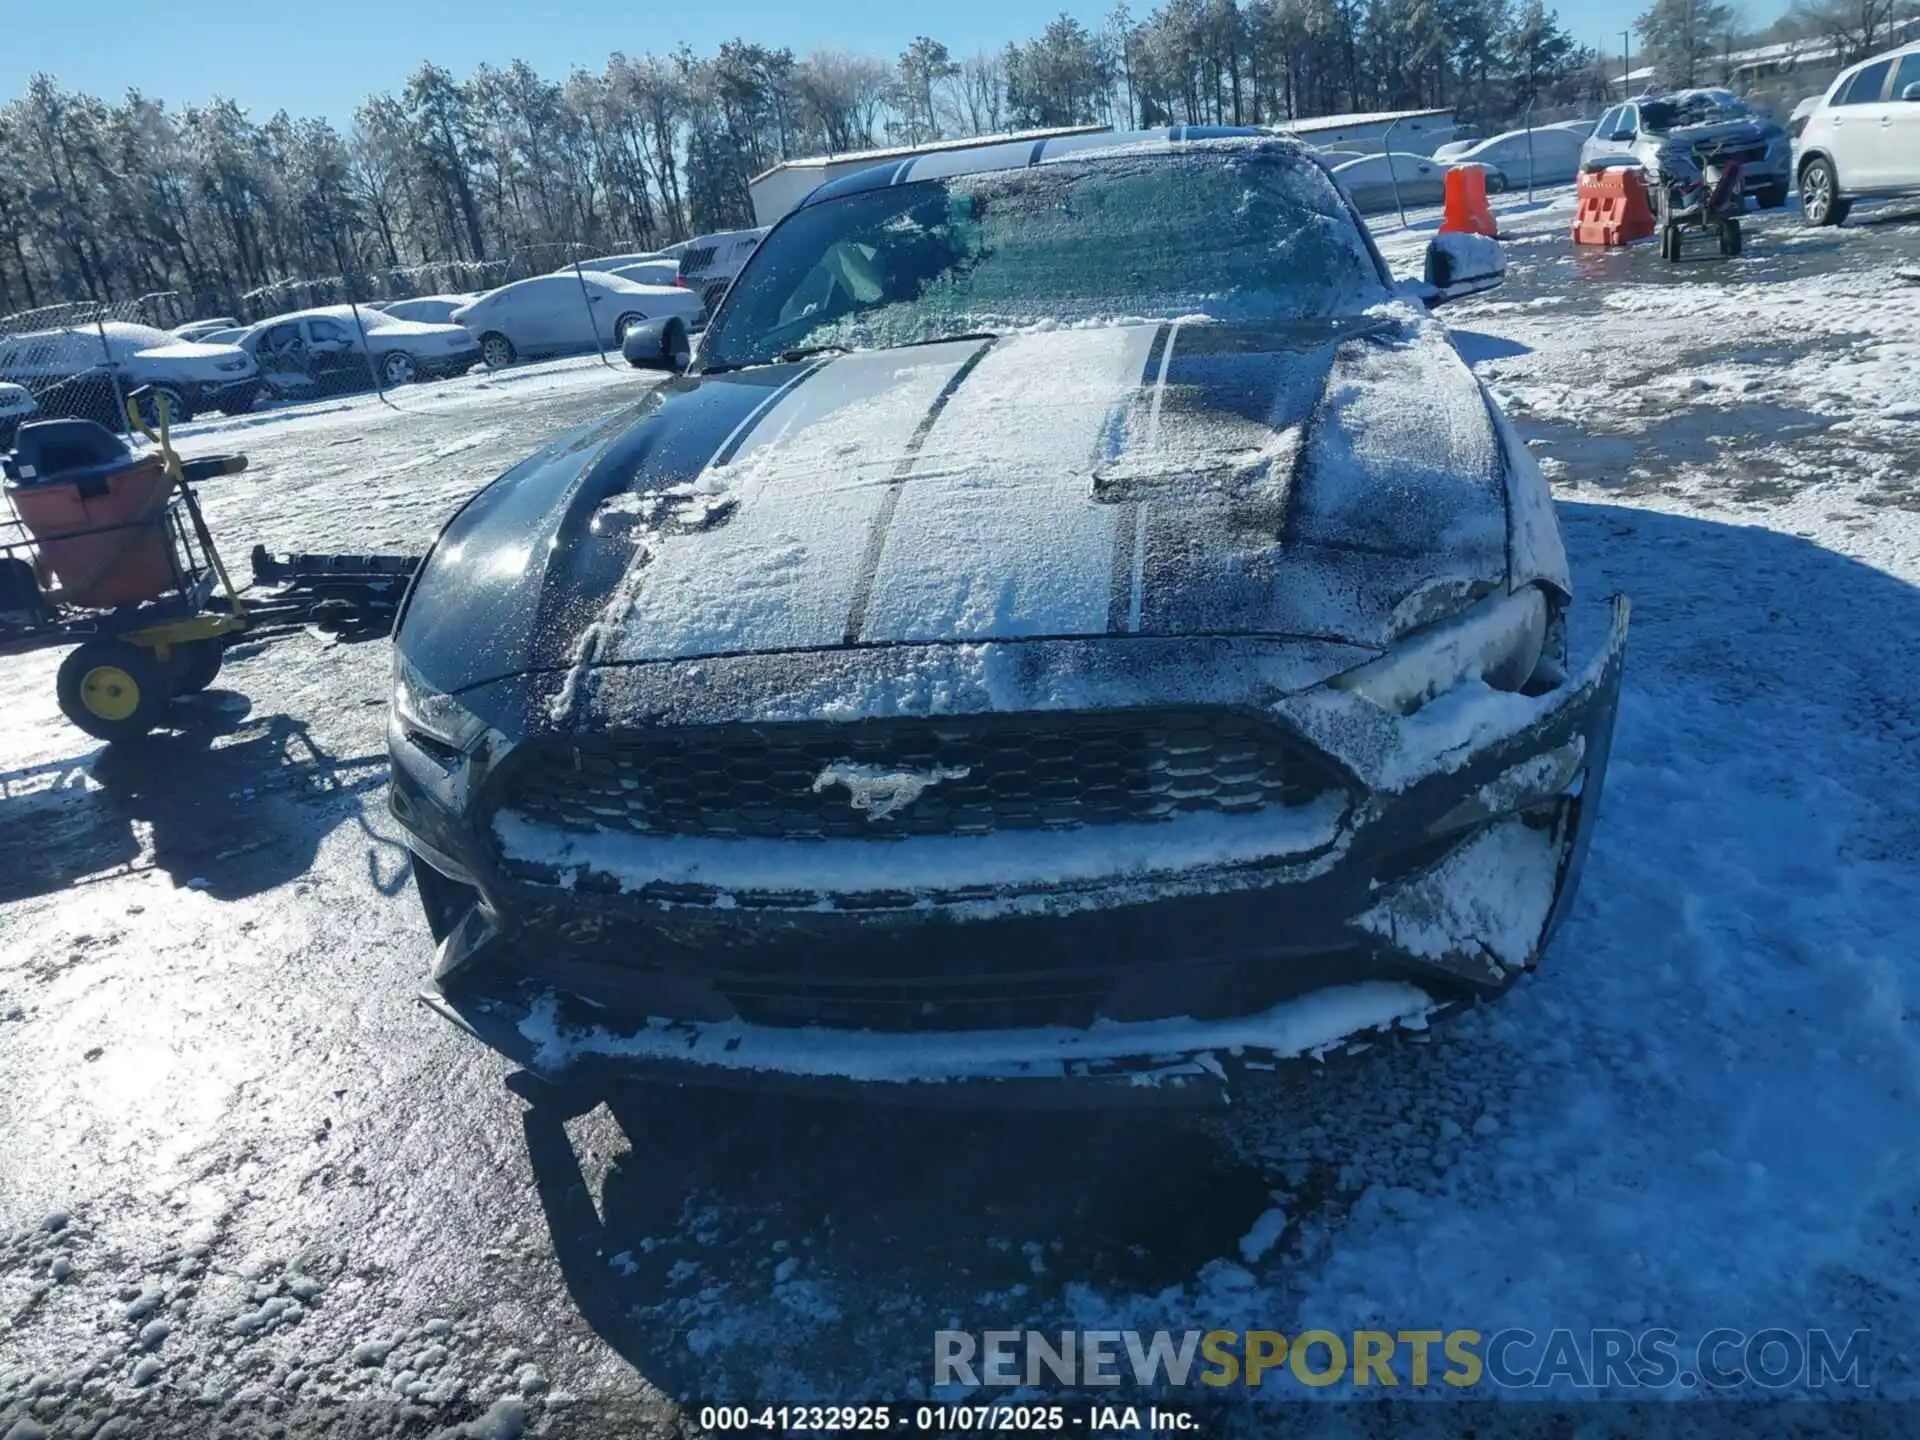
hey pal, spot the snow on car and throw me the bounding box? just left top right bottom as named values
left=1581, top=90, right=1793, bottom=208
left=0, top=321, right=259, bottom=423
left=608, top=259, right=681, bottom=289
left=388, top=130, right=1628, bottom=1103
left=1441, top=126, right=1587, bottom=190
left=237, top=305, right=482, bottom=400
left=562, top=251, right=670, bottom=274
left=169, top=316, right=242, bottom=342
left=450, top=271, right=704, bottom=368
left=377, top=293, right=481, bottom=326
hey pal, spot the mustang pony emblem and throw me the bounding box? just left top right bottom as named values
left=812, top=761, right=972, bottom=821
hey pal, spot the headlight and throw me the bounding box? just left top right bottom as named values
left=1331, top=587, right=1549, bottom=715
left=392, top=652, right=488, bottom=760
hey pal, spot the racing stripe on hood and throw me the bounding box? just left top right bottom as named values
left=854, top=324, right=1165, bottom=644
left=1107, top=318, right=1184, bottom=633
left=841, top=338, right=998, bottom=643
left=597, top=340, right=990, bottom=663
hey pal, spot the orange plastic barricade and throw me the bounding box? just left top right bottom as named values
left=1439, top=166, right=1498, bottom=239
left=1572, top=166, right=1656, bottom=247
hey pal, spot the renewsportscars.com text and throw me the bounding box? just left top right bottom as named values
left=934, top=1327, right=1872, bottom=1391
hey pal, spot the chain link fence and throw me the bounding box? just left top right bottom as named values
left=0, top=297, right=197, bottom=446
left=0, top=233, right=708, bottom=451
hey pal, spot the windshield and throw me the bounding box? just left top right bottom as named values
left=698, top=146, right=1387, bottom=372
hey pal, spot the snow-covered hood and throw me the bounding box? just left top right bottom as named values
left=398, top=315, right=1513, bottom=700
left=126, top=339, right=256, bottom=381
left=1651, top=117, right=1775, bottom=150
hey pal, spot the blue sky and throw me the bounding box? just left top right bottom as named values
left=15, top=0, right=1770, bottom=121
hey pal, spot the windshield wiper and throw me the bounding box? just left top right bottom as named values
left=777, top=342, right=854, bottom=363
left=735, top=331, right=1001, bottom=372
left=893, top=331, right=999, bottom=349
left=780, top=332, right=1000, bottom=363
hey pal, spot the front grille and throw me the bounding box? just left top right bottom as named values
left=496, top=710, right=1344, bottom=844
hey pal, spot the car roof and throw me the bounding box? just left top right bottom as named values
left=8, top=321, right=172, bottom=343
left=795, top=127, right=1298, bottom=210
left=248, top=305, right=359, bottom=325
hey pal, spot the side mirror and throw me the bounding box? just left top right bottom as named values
left=1420, top=232, right=1506, bottom=307
left=622, top=316, right=691, bottom=373
left=1903, top=83, right=1920, bottom=101
left=1609, top=129, right=1636, bottom=142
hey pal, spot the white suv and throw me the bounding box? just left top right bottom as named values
left=1796, top=40, right=1920, bottom=225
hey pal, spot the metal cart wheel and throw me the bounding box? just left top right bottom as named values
left=57, top=639, right=171, bottom=743
left=164, top=636, right=226, bottom=694
left=1717, top=217, right=1742, bottom=257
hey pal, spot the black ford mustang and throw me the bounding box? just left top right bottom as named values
left=388, top=130, right=1629, bottom=1103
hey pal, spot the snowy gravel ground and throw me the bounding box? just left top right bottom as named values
left=3, top=191, right=1918, bottom=1437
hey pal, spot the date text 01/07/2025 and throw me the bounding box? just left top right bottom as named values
left=695, top=1403, right=1206, bottom=1433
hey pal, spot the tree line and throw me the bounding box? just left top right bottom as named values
left=0, top=0, right=1872, bottom=321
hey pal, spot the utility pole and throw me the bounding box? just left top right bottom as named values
left=1622, top=29, right=1633, bottom=95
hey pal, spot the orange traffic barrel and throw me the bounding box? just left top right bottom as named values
left=3, top=420, right=178, bottom=608
left=1440, top=166, right=1498, bottom=238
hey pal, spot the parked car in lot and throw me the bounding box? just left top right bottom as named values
left=609, top=259, right=681, bottom=288
left=1441, top=126, right=1587, bottom=189
left=238, top=305, right=481, bottom=400
left=169, top=316, right=242, bottom=343
left=391, top=129, right=1628, bottom=1102
left=1329, top=151, right=1447, bottom=210
left=0, top=381, right=35, bottom=448
left=376, top=294, right=480, bottom=326
left=1432, top=126, right=1484, bottom=160
left=1795, top=40, right=1920, bottom=225
left=564, top=252, right=668, bottom=274
left=450, top=272, right=704, bottom=368
left=1580, top=90, right=1793, bottom=207
left=674, top=228, right=766, bottom=314
left=0, top=322, right=259, bottom=423
left=1787, top=93, right=1822, bottom=141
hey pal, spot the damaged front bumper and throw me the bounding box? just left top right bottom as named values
left=396, top=597, right=1629, bottom=1105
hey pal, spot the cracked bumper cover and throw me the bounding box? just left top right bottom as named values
left=393, top=598, right=1629, bottom=1103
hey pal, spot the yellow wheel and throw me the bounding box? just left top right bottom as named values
left=57, top=640, right=170, bottom=743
